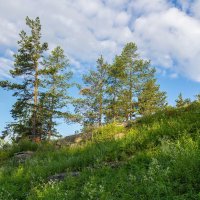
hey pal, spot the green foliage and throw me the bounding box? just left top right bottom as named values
left=138, top=78, right=167, bottom=116
left=105, top=55, right=127, bottom=122
left=195, top=93, right=200, bottom=102
left=39, top=46, right=74, bottom=139
left=0, top=16, right=48, bottom=140
left=176, top=93, right=191, bottom=108
left=79, top=42, right=167, bottom=126
left=93, top=123, right=125, bottom=142
left=1, top=17, right=168, bottom=140
left=1, top=103, right=200, bottom=199
left=0, top=139, right=38, bottom=162
left=76, top=55, right=108, bottom=128
left=0, top=18, right=75, bottom=141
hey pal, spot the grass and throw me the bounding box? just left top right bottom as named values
left=1, top=102, right=200, bottom=199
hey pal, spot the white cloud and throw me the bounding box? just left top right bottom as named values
left=104, top=0, right=130, bottom=9
left=176, top=0, right=192, bottom=12
left=0, top=57, right=13, bottom=78
left=5, top=49, right=14, bottom=58
left=134, top=7, right=200, bottom=81
left=129, top=0, right=169, bottom=16
left=0, top=18, right=18, bottom=46
left=115, top=12, right=130, bottom=26
left=0, top=0, right=200, bottom=82
left=191, top=0, right=200, bottom=19
left=170, top=73, right=178, bottom=79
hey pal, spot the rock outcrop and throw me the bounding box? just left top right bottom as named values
left=47, top=171, right=80, bottom=182
left=56, top=132, right=93, bottom=148
left=14, top=151, right=34, bottom=162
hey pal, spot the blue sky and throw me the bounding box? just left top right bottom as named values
left=0, top=0, right=200, bottom=136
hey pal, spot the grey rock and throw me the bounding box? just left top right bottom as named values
left=48, top=173, right=67, bottom=182
left=70, top=171, right=80, bottom=177
left=48, top=171, right=80, bottom=182
left=14, top=151, right=34, bottom=162
left=55, top=132, right=93, bottom=148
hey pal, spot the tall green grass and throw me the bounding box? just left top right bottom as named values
left=1, top=102, right=200, bottom=199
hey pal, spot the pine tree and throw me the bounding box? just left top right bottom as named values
left=0, top=17, right=48, bottom=140
left=138, top=76, right=167, bottom=116
left=176, top=93, right=184, bottom=108
left=75, top=91, right=97, bottom=131
left=105, top=55, right=125, bottom=122
left=120, top=42, right=138, bottom=120
left=195, top=94, right=200, bottom=102
left=77, top=56, right=108, bottom=129
left=175, top=93, right=191, bottom=108
left=105, top=43, right=163, bottom=121
left=40, top=46, right=74, bottom=140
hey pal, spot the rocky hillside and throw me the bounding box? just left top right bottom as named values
left=1, top=102, right=200, bottom=199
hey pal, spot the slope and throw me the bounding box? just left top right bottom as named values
left=1, top=102, right=200, bottom=199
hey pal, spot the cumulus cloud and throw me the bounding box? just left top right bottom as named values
left=134, top=7, right=200, bottom=81
left=0, top=57, right=13, bottom=78
left=191, top=0, right=200, bottom=19
left=0, top=18, right=18, bottom=46
left=175, top=0, right=192, bottom=12
left=129, top=0, right=170, bottom=17
left=0, top=0, right=200, bottom=82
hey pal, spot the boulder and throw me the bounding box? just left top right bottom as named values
left=48, top=173, right=66, bottom=182
left=70, top=171, right=80, bottom=177
left=104, top=161, right=122, bottom=169
left=47, top=171, right=80, bottom=182
left=14, top=151, right=34, bottom=162
left=55, top=132, right=93, bottom=148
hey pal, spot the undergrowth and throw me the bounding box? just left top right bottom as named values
left=1, top=102, right=200, bottom=199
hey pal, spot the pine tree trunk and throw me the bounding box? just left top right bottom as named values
left=113, top=78, right=117, bottom=122
left=129, top=71, right=133, bottom=121
left=48, top=120, right=53, bottom=141
left=48, top=118, right=52, bottom=141
left=99, top=83, right=103, bottom=126
left=99, top=99, right=102, bottom=126
left=33, top=62, right=38, bottom=140
left=48, top=78, right=56, bottom=140
left=126, top=112, right=129, bottom=121
left=48, top=95, right=54, bottom=141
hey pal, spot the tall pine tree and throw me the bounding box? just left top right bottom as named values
left=77, top=56, right=108, bottom=129
left=0, top=17, right=48, bottom=140
left=105, top=55, right=125, bottom=122
left=120, top=42, right=138, bottom=120
left=105, top=42, right=167, bottom=120
left=39, top=46, right=74, bottom=140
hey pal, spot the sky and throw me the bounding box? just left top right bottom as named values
left=0, top=0, right=200, bottom=136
